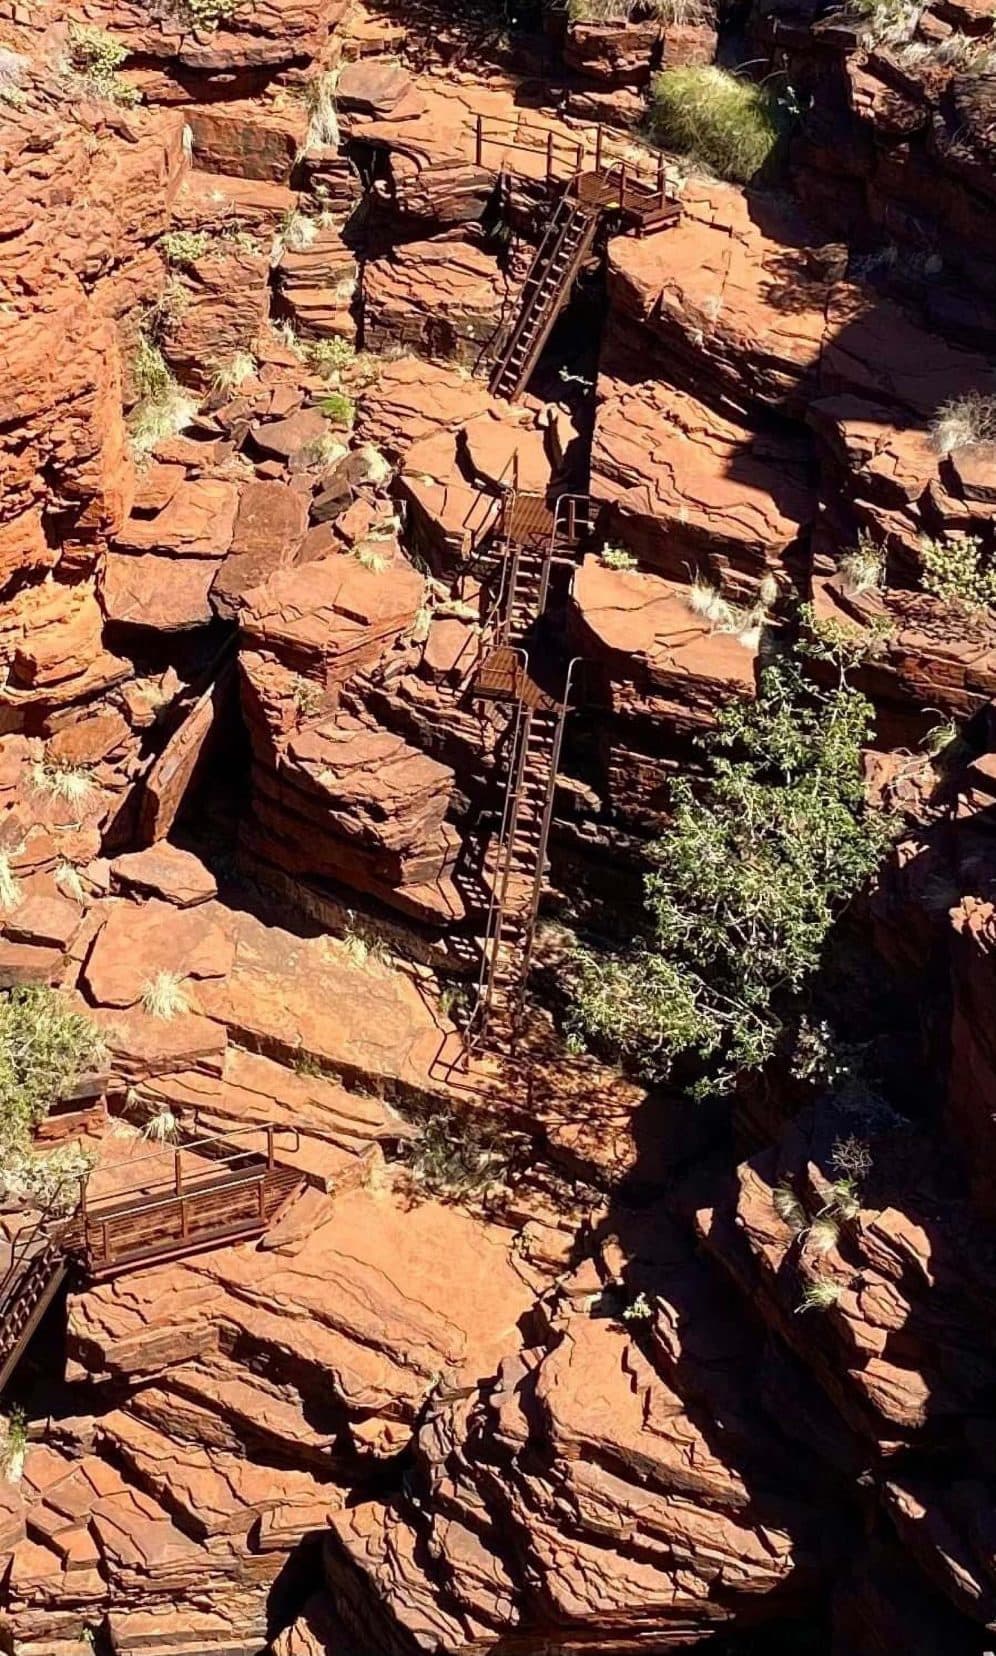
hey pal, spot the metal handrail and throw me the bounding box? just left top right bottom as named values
left=490, top=196, right=597, bottom=400
left=0, top=1212, right=64, bottom=1312
left=473, top=113, right=584, bottom=187
left=77, top=1124, right=301, bottom=1219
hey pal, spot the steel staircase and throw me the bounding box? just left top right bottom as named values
left=0, top=1225, right=68, bottom=1392
left=489, top=195, right=599, bottom=403
left=469, top=493, right=593, bottom=1047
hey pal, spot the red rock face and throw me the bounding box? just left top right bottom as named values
left=2, top=2, right=996, bottom=1653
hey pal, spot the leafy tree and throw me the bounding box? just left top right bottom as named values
left=567, top=653, right=894, bottom=1096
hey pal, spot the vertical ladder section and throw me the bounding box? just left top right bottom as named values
left=476, top=689, right=569, bottom=1038
left=489, top=195, right=599, bottom=403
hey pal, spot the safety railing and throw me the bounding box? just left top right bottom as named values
left=470, top=113, right=677, bottom=213
left=76, top=1125, right=298, bottom=1220
left=472, top=113, right=584, bottom=188
left=68, top=1125, right=302, bottom=1278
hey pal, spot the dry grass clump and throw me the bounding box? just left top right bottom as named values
left=141, top=972, right=190, bottom=1021
left=838, top=535, right=885, bottom=595
left=931, top=391, right=996, bottom=454
left=894, top=30, right=996, bottom=70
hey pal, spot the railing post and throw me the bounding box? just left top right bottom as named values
left=475, top=114, right=483, bottom=169
left=545, top=129, right=554, bottom=187
left=618, top=160, right=627, bottom=213
left=595, top=124, right=603, bottom=177
left=266, top=1125, right=274, bottom=1169
left=175, top=1150, right=183, bottom=1199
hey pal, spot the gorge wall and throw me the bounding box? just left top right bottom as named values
left=0, top=0, right=995, bottom=1652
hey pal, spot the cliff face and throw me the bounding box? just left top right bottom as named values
left=1, top=0, right=996, bottom=1653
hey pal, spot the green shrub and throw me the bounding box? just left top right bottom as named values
left=919, top=532, right=996, bottom=613
left=799, top=602, right=894, bottom=670
left=847, top=0, right=922, bottom=46
left=0, top=989, right=103, bottom=1167
left=161, top=230, right=211, bottom=267
left=648, top=66, right=787, bottom=184
left=308, top=336, right=355, bottom=378
left=128, top=334, right=198, bottom=457
left=404, top=1107, right=509, bottom=1198
left=166, top=0, right=240, bottom=29
left=568, top=0, right=631, bottom=19
left=66, top=23, right=136, bottom=104
left=319, top=390, right=355, bottom=427
left=566, top=652, right=893, bottom=1095
left=599, top=546, right=638, bottom=571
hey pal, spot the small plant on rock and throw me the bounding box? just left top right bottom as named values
left=302, top=431, right=348, bottom=469
left=0, top=1408, right=27, bottom=1483
left=319, top=390, right=355, bottom=428
left=163, top=0, right=241, bottom=30
left=830, top=1134, right=873, bottom=1183
left=826, top=1176, right=861, bottom=1219
left=308, top=337, right=355, bottom=378
left=622, top=1291, right=655, bottom=1322
left=405, top=1106, right=509, bottom=1199
left=806, top=1212, right=840, bottom=1255
left=55, top=862, right=87, bottom=903
left=141, top=1105, right=179, bottom=1142
left=141, top=971, right=190, bottom=1021
left=0, top=47, right=28, bottom=107
left=896, top=33, right=996, bottom=72
left=599, top=545, right=638, bottom=571
left=211, top=351, right=257, bottom=394
left=568, top=0, right=631, bottom=18
left=797, top=1277, right=842, bottom=1313
left=338, top=928, right=388, bottom=971
left=0, top=853, right=21, bottom=913
left=838, top=534, right=885, bottom=595
left=799, top=602, right=894, bottom=671
left=66, top=23, right=137, bottom=104
left=356, top=547, right=391, bottom=574
left=129, top=334, right=198, bottom=457
left=160, top=229, right=211, bottom=267
left=30, top=762, right=95, bottom=809
left=292, top=676, right=323, bottom=717
left=931, top=391, right=996, bottom=454
left=772, top=1181, right=807, bottom=1233
left=302, top=70, right=341, bottom=153
left=272, top=209, right=319, bottom=263
left=919, top=532, right=996, bottom=613
left=846, top=0, right=921, bottom=45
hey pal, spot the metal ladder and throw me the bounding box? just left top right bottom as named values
left=468, top=494, right=593, bottom=1048
left=489, top=195, right=599, bottom=403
